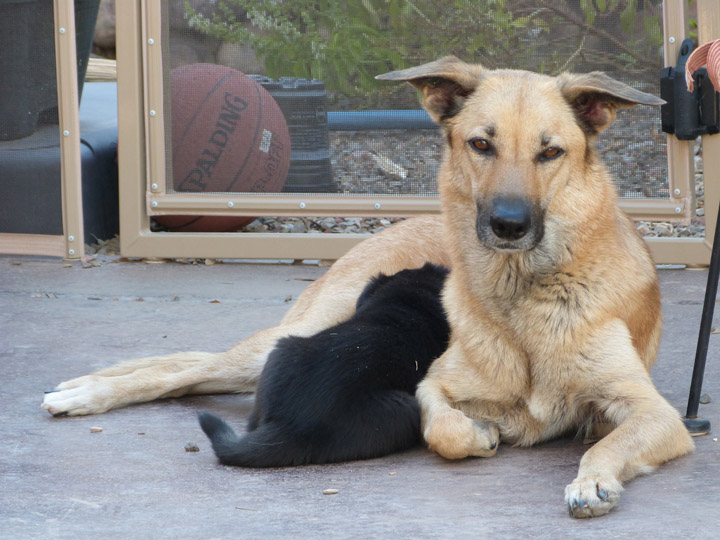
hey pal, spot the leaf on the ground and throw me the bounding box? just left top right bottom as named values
left=81, top=255, right=101, bottom=269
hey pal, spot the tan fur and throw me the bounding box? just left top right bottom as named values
left=43, top=58, right=692, bottom=519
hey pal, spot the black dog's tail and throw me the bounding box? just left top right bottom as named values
left=199, top=391, right=422, bottom=467
left=198, top=412, right=303, bottom=468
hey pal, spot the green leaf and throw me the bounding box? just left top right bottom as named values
left=620, top=0, right=637, bottom=35
left=532, top=18, right=549, bottom=32
left=580, top=0, right=596, bottom=26
left=644, top=15, right=661, bottom=44
left=471, top=34, right=487, bottom=49
left=511, top=16, right=530, bottom=28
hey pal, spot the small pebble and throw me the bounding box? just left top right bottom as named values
left=389, top=472, right=397, bottom=476
left=185, top=443, right=200, bottom=452
left=699, top=394, right=711, bottom=405
left=713, top=438, right=718, bottom=442
left=90, top=427, right=103, bottom=433
left=322, top=489, right=339, bottom=495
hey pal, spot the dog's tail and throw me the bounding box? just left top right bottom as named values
left=198, top=411, right=303, bottom=468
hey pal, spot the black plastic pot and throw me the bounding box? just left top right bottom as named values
left=251, top=76, right=338, bottom=193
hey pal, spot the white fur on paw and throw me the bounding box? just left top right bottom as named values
left=565, top=474, right=623, bottom=518
left=42, top=376, right=114, bottom=416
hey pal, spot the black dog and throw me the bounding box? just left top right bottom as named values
left=198, top=263, right=450, bottom=467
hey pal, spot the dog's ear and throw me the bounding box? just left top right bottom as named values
left=376, top=56, right=484, bottom=124
left=558, top=72, right=665, bottom=134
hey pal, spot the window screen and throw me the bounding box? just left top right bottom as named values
left=163, top=1, right=668, bottom=201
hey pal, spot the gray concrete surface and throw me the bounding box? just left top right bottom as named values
left=1, top=255, right=718, bottom=539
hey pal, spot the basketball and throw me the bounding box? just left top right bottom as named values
left=155, top=63, right=291, bottom=232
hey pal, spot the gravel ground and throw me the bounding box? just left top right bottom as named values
left=238, top=116, right=706, bottom=240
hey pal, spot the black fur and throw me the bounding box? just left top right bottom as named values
left=198, top=263, right=450, bottom=467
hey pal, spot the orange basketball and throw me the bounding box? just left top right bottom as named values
left=155, top=63, right=290, bottom=232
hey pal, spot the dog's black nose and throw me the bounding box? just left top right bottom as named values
left=489, top=197, right=532, bottom=241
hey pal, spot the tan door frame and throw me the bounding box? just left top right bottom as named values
left=118, top=0, right=715, bottom=264
left=120, top=0, right=436, bottom=260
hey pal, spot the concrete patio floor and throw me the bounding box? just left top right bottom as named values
left=1, top=254, right=718, bottom=539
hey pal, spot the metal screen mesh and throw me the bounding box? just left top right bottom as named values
left=164, top=0, right=667, bottom=199
left=0, top=2, right=63, bottom=235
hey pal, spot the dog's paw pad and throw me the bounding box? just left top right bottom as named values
left=565, top=475, right=622, bottom=518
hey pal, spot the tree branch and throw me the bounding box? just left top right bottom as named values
left=533, top=0, right=657, bottom=69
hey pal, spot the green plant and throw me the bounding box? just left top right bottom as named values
left=186, top=0, right=532, bottom=99
left=186, top=0, right=676, bottom=101
left=186, top=1, right=399, bottom=97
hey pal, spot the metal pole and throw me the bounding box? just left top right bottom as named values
left=683, top=198, right=719, bottom=434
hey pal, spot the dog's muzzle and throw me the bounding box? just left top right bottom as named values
left=476, top=196, right=544, bottom=251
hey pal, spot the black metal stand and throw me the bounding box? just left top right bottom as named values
left=661, top=39, right=716, bottom=435
left=682, top=202, right=719, bottom=435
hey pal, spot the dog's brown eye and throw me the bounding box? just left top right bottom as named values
left=540, top=147, right=563, bottom=161
left=470, top=138, right=492, bottom=153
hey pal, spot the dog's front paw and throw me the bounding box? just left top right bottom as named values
left=565, top=474, right=623, bottom=518
left=42, top=376, right=115, bottom=416
left=424, top=409, right=499, bottom=459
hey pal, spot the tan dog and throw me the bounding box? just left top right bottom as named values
left=42, top=57, right=693, bottom=518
